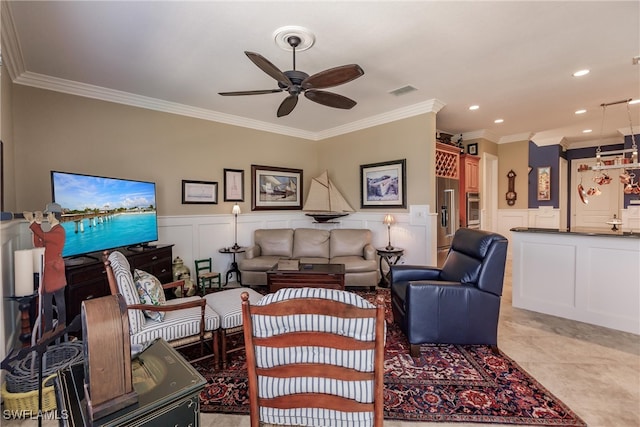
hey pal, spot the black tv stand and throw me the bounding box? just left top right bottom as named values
left=127, top=243, right=157, bottom=252
left=64, top=244, right=174, bottom=324
left=64, top=254, right=100, bottom=266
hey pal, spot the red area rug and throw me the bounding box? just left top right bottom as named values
left=191, top=290, right=586, bottom=426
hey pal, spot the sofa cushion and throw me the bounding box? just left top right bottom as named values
left=108, top=251, right=145, bottom=334
left=292, top=228, right=330, bottom=259
left=331, top=256, right=378, bottom=273
left=330, top=229, right=372, bottom=258
left=255, top=229, right=294, bottom=257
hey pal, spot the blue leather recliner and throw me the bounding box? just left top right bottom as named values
left=390, top=228, right=508, bottom=357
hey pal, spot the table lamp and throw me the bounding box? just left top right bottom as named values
left=231, top=204, right=241, bottom=250
left=383, top=214, right=395, bottom=250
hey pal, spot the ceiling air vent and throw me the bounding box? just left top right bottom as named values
left=389, top=85, right=418, bottom=96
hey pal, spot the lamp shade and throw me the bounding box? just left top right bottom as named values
left=383, top=214, right=395, bottom=226
left=232, top=204, right=241, bottom=215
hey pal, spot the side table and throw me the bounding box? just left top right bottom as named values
left=376, top=247, right=404, bottom=287
left=219, top=246, right=246, bottom=285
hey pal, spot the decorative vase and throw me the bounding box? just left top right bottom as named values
left=172, top=256, right=190, bottom=282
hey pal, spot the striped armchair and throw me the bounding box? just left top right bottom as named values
left=104, top=250, right=220, bottom=364
left=241, top=287, right=386, bottom=427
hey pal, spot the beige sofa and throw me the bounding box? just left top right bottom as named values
left=238, top=228, right=378, bottom=288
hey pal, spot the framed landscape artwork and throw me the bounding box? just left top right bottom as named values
left=223, top=168, right=244, bottom=202
left=360, top=159, right=406, bottom=208
left=182, top=180, right=218, bottom=204
left=251, top=165, right=303, bottom=211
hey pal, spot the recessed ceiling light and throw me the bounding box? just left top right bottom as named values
left=469, top=105, right=479, bottom=111
left=573, top=69, right=590, bottom=77
left=582, top=129, right=592, bottom=133
left=494, top=119, right=504, bottom=124
left=575, top=109, right=587, bottom=114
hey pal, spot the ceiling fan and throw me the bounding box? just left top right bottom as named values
left=219, top=35, right=364, bottom=117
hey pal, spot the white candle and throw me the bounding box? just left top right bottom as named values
left=14, top=249, right=35, bottom=297
left=32, top=247, right=45, bottom=274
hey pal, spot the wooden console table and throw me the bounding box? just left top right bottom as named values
left=55, top=338, right=205, bottom=427
left=267, top=263, right=345, bottom=293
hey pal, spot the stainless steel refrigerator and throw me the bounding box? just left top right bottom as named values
left=436, top=177, right=460, bottom=253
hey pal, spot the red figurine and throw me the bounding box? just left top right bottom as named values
left=23, top=203, right=67, bottom=336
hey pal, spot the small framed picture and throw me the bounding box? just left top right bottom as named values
left=537, top=166, right=551, bottom=201
left=182, top=180, right=218, bottom=204
left=360, top=159, right=406, bottom=208
left=467, top=143, right=478, bottom=155
left=223, top=169, right=244, bottom=202
left=251, top=165, right=303, bottom=211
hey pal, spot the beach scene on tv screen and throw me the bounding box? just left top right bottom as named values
left=52, top=173, right=158, bottom=257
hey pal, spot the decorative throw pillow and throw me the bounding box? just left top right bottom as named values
left=133, top=269, right=166, bottom=321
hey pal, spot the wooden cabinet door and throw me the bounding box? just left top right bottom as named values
left=465, top=158, right=479, bottom=192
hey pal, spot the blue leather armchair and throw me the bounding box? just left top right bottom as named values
left=390, top=228, right=508, bottom=357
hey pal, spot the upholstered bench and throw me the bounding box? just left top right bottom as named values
left=204, top=287, right=263, bottom=368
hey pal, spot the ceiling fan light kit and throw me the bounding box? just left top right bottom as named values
left=219, top=27, right=364, bottom=117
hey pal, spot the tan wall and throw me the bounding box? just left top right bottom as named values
left=497, top=140, right=529, bottom=209
left=10, top=85, right=437, bottom=214
left=12, top=86, right=320, bottom=215
left=317, top=114, right=436, bottom=210
left=1, top=68, right=16, bottom=212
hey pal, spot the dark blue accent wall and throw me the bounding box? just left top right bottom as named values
left=528, top=142, right=563, bottom=208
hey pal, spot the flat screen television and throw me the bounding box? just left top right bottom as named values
left=51, top=171, right=159, bottom=258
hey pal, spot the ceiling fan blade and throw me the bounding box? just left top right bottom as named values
left=302, top=64, right=364, bottom=90
left=304, top=90, right=357, bottom=110
left=219, top=89, right=283, bottom=96
left=277, top=95, right=298, bottom=117
left=245, top=52, right=291, bottom=87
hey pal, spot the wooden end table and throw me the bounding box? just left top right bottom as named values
left=267, top=263, right=345, bottom=293
left=376, top=247, right=404, bottom=287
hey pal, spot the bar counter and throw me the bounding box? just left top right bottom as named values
left=510, top=227, right=639, bottom=335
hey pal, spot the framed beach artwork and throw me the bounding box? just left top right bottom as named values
left=182, top=180, right=218, bottom=204
left=224, top=169, right=244, bottom=202
left=360, top=159, right=406, bottom=208
left=537, top=166, right=551, bottom=201
left=251, top=165, right=303, bottom=211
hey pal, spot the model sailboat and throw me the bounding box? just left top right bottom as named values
left=303, top=171, right=354, bottom=222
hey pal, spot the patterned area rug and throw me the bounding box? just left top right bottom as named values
left=190, top=289, right=586, bottom=426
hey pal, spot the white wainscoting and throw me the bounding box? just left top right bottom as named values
left=159, top=210, right=434, bottom=279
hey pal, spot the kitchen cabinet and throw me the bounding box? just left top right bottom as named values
left=459, top=154, right=480, bottom=227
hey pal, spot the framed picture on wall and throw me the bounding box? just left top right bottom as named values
left=182, top=180, right=218, bottom=204
left=360, top=159, right=406, bottom=208
left=537, top=166, right=551, bottom=201
left=251, top=165, right=303, bottom=211
left=223, top=169, right=244, bottom=202
left=467, top=143, right=478, bottom=155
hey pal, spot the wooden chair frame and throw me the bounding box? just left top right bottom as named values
left=104, top=252, right=219, bottom=365
left=194, top=257, right=222, bottom=295
left=241, top=291, right=385, bottom=427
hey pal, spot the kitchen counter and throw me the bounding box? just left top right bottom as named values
left=511, top=226, right=639, bottom=238
left=510, top=227, right=639, bottom=335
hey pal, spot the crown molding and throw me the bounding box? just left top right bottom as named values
left=14, top=71, right=320, bottom=140
left=12, top=69, right=448, bottom=141
left=1, top=1, right=26, bottom=81
left=317, top=99, right=445, bottom=139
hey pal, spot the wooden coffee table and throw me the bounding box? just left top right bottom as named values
left=267, top=263, right=345, bottom=293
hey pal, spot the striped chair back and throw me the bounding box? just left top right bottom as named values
left=241, top=287, right=385, bottom=427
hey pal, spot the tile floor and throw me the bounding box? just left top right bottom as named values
left=4, top=261, right=639, bottom=426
